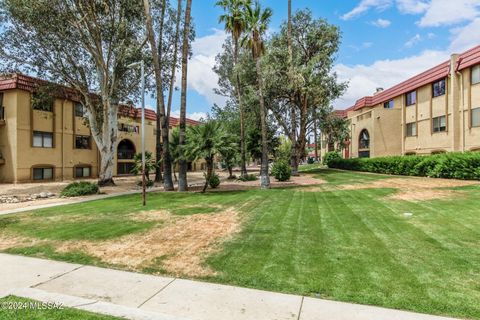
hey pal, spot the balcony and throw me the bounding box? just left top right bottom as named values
left=0, top=107, right=5, bottom=126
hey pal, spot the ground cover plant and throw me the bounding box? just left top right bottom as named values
left=1, top=169, right=480, bottom=319
left=0, top=296, right=122, bottom=320
left=60, top=182, right=99, bottom=197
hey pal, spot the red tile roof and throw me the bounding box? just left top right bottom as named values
left=0, top=73, right=201, bottom=126
left=346, top=45, right=480, bottom=112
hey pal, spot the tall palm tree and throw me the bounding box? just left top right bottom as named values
left=216, top=0, right=251, bottom=179
left=178, top=0, right=192, bottom=191
left=186, top=121, right=237, bottom=192
left=241, top=1, right=272, bottom=189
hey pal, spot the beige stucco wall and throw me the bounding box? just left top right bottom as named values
left=0, top=88, right=205, bottom=183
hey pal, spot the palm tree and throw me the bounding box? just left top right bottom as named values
left=131, top=151, right=159, bottom=183
left=186, top=121, right=237, bottom=192
left=169, top=127, right=181, bottom=182
left=216, top=0, right=251, bottom=179
left=241, top=1, right=272, bottom=189
left=178, top=0, right=193, bottom=191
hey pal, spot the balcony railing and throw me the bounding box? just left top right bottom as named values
left=117, top=150, right=135, bottom=160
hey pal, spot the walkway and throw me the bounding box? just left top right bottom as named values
left=0, top=253, right=459, bottom=320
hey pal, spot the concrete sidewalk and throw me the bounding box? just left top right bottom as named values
left=0, top=254, right=460, bottom=320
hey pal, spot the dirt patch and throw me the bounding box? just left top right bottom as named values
left=340, top=177, right=477, bottom=201
left=127, top=210, right=171, bottom=222
left=214, top=174, right=326, bottom=192
left=57, top=208, right=241, bottom=277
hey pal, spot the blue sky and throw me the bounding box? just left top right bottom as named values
left=156, top=0, right=480, bottom=119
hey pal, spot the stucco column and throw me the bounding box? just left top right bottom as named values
left=449, top=54, right=461, bottom=151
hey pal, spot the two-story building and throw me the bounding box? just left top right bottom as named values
left=0, top=73, right=203, bottom=183
left=320, top=44, right=480, bottom=159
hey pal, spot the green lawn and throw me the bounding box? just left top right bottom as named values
left=0, top=296, right=122, bottom=320
left=1, top=169, right=480, bottom=319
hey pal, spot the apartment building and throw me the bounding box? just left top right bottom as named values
left=0, top=73, right=203, bottom=183
left=321, top=45, right=480, bottom=159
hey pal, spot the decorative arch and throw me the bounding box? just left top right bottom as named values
left=117, top=139, right=136, bottom=160
left=358, top=129, right=370, bottom=158
left=431, top=149, right=447, bottom=155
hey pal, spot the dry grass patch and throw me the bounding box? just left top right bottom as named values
left=340, top=177, right=477, bottom=201
left=57, top=207, right=241, bottom=277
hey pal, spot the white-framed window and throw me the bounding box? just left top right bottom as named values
left=472, top=108, right=480, bottom=127
left=472, top=65, right=480, bottom=85
left=406, top=122, right=417, bottom=137
left=406, top=91, right=416, bottom=106
left=432, top=116, right=446, bottom=133
left=33, top=167, right=54, bottom=180
left=33, top=131, right=53, bottom=148
left=383, top=100, right=394, bottom=109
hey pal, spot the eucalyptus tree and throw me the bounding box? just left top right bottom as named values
left=178, top=0, right=193, bottom=191
left=216, top=0, right=251, bottom=178
left=241, top=1, right=273, bottom=189
left=265, top=9, right=347, bottom=174
left=0, top=0, right=145, bottom=186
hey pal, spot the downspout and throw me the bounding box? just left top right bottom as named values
left=456, top=70, right=465, bottom=152
left=61, top=99, right=66, bottom=180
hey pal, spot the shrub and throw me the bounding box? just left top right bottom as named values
left=208, top=173, right=221, bottom=188
left=327, top=152, right=480, bottom=180
left=136, top=180, right=155, bottom=188
left=307, top=157, right=315, bottom=164
left=323, top=151, right=342, bottom=167
left=61, top=181, right=99, bottom=197
left=238, top=174, right=258, bottom=182
left=271, top=160, right=292, bottom=181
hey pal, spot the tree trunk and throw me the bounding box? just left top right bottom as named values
left=154, top=0, right=166, bottom=183
left=143, top=0, right=174, bottom=190
left=314, top=117, right=319, bottom=161
left=203, top=157, right=213, bottom=193
left=167, top=0, right=182, bottom=120
left=294, top=93, right=308, bottom=172
left=255, top=56, right=270, bottom=189
left=228, top=166, right=234, bottom=179
left=290, top=107, right=299, bottom=176
left=89, top=100, right=118, bottom=186
left=233, top=38, right=248, bottom=178
left=178, top=0, right=192, bottom=192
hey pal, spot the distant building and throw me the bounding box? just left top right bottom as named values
left=0, top=73, right=204, bottom=183
left=321, top=45, right=480, bottom=159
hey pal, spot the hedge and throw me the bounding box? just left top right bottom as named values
left=327, top=152, right=480, bottom=180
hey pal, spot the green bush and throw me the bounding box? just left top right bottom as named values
left=136, top=179, right=155, bottom=188
left=238, top=174, right=258, bottom=182
left=307, top=157, right=315, bottom=164
left=327, top=152, right=480, bottom=180
left=271, top=160, right=292, bottom=181
left=323, top=151, right=342, bottom=167
left=208, top=173, right=221, bottom=188
left=61, top=181, right=99, bottom=197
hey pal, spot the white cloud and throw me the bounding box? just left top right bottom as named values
left=404, top=34, right=422, bottom=47
left=176, top=28, right=228, bottom=108
left=449, top=18, right=480, bottom=52
left=396, top=0, right=429, bottom=14
left=171, top=110, right=208, bottom=121
left=341, top=0, right=392, bottom=20
left=370, top=18, right=391, bottom=27
left=334, top=50, right=449, bottom=108
left=418, top=0, right=480, bottom=27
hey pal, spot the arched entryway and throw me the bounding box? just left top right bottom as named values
left=117, top=139, right=136, bottom=175
left=358, top=129, right=370, bottom=158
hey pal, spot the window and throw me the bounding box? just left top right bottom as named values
left=383, top=100, right=394, bottom=109
left=406, top=122, right=417, bottom=137
left=118, top=123, right=139, bottom=133
left=406, top=91, right=416, bottom=106
left=75, top=166, right=91, bottom=178
left=75, top=135, right=91, bottom=149
left=32, top=92, right=53, bottom=112
left=432, top=116, right=446, bottom=132
left=472, top=65, right=480, bottom=85
left=359, top=129, right=370, bottom=149
left=117, top=162, right=135, bottom=175
left=33, top=167, right=54, bottom=180
left=74, top=102, right=85, bottom=117
left=472, top=108, right=480, bottom=127
left=33, top=131, right=53, bottom=148
left=432, top=79, right=446, bottom=97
